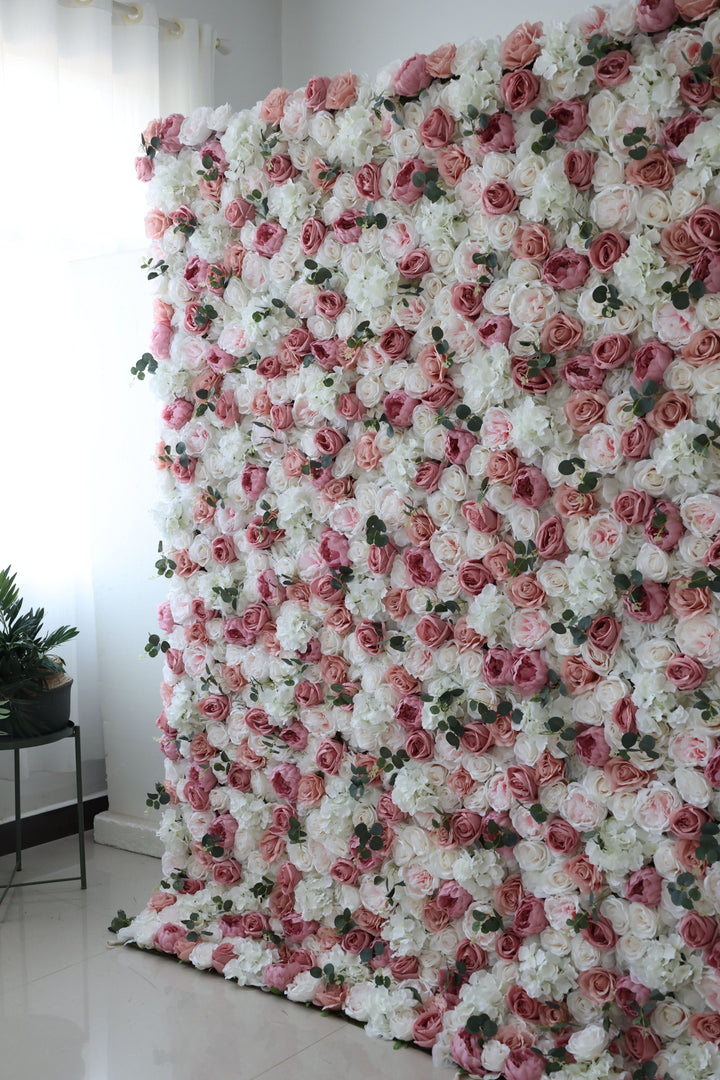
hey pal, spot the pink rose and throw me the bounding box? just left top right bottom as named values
left=500, top=69, right=541, bottom=112
left=326, top=71, right=357, bottom=110
left=304, top=75, right=329, bottom=112
left=225, top=197, right=256, bottom=228
left=564, top=149, right=595, bottom=190
left=613, top=488, right=654, bottom=525
left=403, top=546, right=441, bottom=587
left=512, top=465, right=551, bottom=508
left=511, top=223, right=551, bottom=261
left=378, top=324, right=412, bottom=360
left=451, top=1029, right=484, bottom=1074
left=564, top=390, right=607, bottom=433
left=547, top=99, right=588, bottom=142
left=332, top=208, right=362, bottom=245
left=636, top=0, right=680, bottom=34
left=392, top=157, right=427, bottom=204
left=259, top=87, right=289, bottom=125
left=505, top=1048, right=546, bottom=1080
left=436, top=880, right=473, bottom=918
left=264, top=153, right=298, bottom=185
left=644, top=498, right=685, bottom=550
left=575, top=725, right=612, bottom=767
left=535, top=516, right=567, bottom=558
left=512, top=650, right=548, bottom=697
left=477, top=314, right=513, bottom=345
left=392, top=53, right=431, bottom=97
left=589, top=230, right=629, bottom=271
left=481, top=179, right=518, bottom=216
left=542, top=247, right=590, bottom=290
left=676, top=0, right=719, bottom=17
left=300, top=217, right=326, bottom=255
left=501, top=21, right=543, bottom=70
left=254, top=221, right=286, bottom=257
left=419, top=106, right=455, bottom=148
left=623, top=580, right=668, bottom=623
left=415, top=613, right=452, bottom=647
left=384, top=388, right=419, bottom=428
left=513, top=895, right=547, bottom=938
left=450, top=282, right=486, bottom=319
left=679, top=912, right=718, bottom=949
left=427, top=42, right=456, bottom=78
left=457, top=560, right=492, bottom=597
left=595, top=49, right=632, bottom=87
left=269, top=762, right=300, bottom=801
left=397, top=247, right=431, bottom=279
left=476, top=112, right=516, bottom=155
left=545, top=818, right=580, bottom=855
left=591, top=332, right=630, bottom=371
left=625, top=866, right=663, bottom=906
left=445, top=428, right=476, bottom=465
left=241, top=464, right=267, bottom=500
left=560, top=354, right=605, bottom=390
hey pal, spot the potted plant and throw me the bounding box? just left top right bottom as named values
left=0, top=566, right=79, bottom=740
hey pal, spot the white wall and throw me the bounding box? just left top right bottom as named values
left=281, top=0, right=583, bottom=90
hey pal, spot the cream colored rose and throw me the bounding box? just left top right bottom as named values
left=486, top=215, right=518, bottom=250
left=510, top=154, right=546, bottom=195
left=588, top=90, right=618, bottom=137
left=508, top=282, right=558, bottom=327
left=696, top=294, right=720, bottom=329
left=651, top=1000, right=688, bottom=1041
left=591, top=185, right=637, bottom=230
left=567, top=989, right=602, bottom=1024
left=570, top=935, right=601, bottom=971
left=568, top=1025, right=609, bottom=1062
left=636, top=191, right=672, bottom=229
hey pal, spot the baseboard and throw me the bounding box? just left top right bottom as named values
left=93, top=810, right=163, bottom=858
left=0, top=794, right=109, bottom=857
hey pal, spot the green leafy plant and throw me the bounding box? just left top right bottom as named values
left=0, top=566, right=79, bottom=715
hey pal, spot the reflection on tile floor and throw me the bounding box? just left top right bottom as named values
left=0, top=835, right=444, bottom=1080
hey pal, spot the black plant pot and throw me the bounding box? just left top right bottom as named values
left=2, top=678, right=73, bottom=740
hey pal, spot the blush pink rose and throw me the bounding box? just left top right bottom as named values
left=392, top=158, right=427, bottom=204
left=476, top=112, right=516, bottom=155
left=500, top=69, right=541, bottom=112
left=326, top=71, right=357, bottom=110
left=403, top=546, right=441, bottom=587
left=564, top=149, right=595, bottom=190
left=419, top=106, right=455, bottom=148
left=436, top=880, right=473, bottom=918
left=393, top=53, right=431, bottom=97
left=636, top=0, right=680, bottom=33
left=501, top=21, right=543, bottom=70
left=547, top=99, right=588, bottom=142
left=589, top=229, right=629, bottom=271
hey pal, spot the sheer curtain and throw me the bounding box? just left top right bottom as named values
left=0, top=0, right=215, bottom=817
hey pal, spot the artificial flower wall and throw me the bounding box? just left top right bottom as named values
left=121, top=2, right=720, bottom=1076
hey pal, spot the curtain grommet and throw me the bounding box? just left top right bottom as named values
left=167, top=18, right=184, bottom=40
left=123, top=3, right=143, bottom=24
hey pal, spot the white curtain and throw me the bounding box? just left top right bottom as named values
left=0, top=0, right=215, bottom=811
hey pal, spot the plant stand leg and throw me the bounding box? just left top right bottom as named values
left=74, top=726, right=86, bottom=889
left=14, top=747, right=21, bottom=873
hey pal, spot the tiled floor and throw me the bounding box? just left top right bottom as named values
left=0, top=835, right=444, bottom=1080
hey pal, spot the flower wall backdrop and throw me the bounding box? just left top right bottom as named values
left=120, top=2, right=720, bottom=1076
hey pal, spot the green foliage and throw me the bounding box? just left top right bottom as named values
left=550, top=608, right=593, bottom=646
left=146, top=781, right=171, bottom=810
left=622, top=125, right=652, bottom=160
left=145, top=634, right=169, bottom=658
left=592, top=281, right=623, bottom=317
left=668, top=872, right=701, bottom=910
left=0, top=566, right=79, bottom=702
left=692, top=419, right=720, bottom=458
left=411, top=165, right=444, bottom=203
left=507, top=540, right=538, bottom=576
left=464, top=1013, right=498, bottom=1039
left=155, top=541, right=177, bottom=579
left=366, top=515, right=389, bottom=547
left=108, top=909, right=134, bottom=933
left=530, top=109, right=558, bottom=153
left=130, top=352, right=158, bottom=380
left=661, top=266, right=706, bottom=310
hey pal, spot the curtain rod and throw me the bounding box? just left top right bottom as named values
left=73, top=1, right=232, bottom=54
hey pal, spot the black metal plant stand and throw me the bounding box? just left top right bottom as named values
left=0, top=722, right=87, bottom=906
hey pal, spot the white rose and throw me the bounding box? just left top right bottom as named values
left=568, top=1024, right=609, bottom=1061
left=652, top=1000, right=688, bottom=1040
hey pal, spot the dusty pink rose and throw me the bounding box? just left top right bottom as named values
left=393, top=53, right=431, bottom=97
left=589, top=229, right=629, bottom=271
left=596, top=49, right=633, bottom=87
left=625, top=866, right=663, bottom=905
left=384, top=389, right=419, bottom=428
left=419, top=106, right=455, bottom=148
left=564, top=149, right=595, bottom=190
left=436, top=879, right=473, bottom=918
left=547, top=99, right=588, bottom=142
left=500, top=69, right=542, bottom=112
left=543, top=247, right=590, bottom=289
left=477, top=112, right=516, bottom=155
left=636, top=0, right=680, bottom=32
left=326, top=71, right=357, bottom=110
left=501, top=21, right=543, bottom=70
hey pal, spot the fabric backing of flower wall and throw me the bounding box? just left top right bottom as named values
left=120, top=1, right=720, bottom=1076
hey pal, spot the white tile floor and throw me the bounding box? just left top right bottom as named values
left=0, top=834, right=444, bottom=1080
